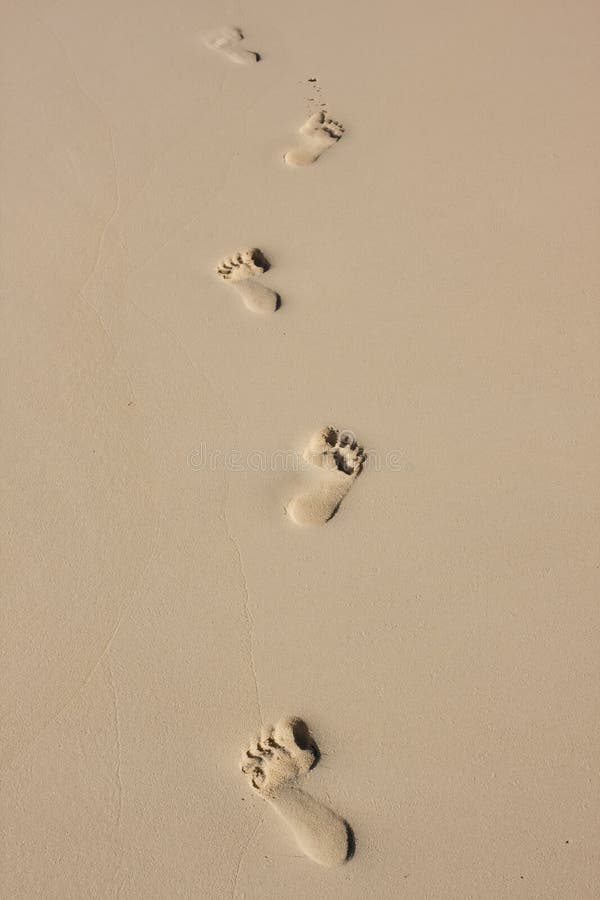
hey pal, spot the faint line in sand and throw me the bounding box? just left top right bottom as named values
left=229, top=812, right=264, bottom=899
left=220, top=477, right=264, bottom=724
left=106, top=657, right=125, bottom=897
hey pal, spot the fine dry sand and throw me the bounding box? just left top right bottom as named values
left=2, top=0, right=600, bottom=897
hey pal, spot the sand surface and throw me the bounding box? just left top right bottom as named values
left=2, top=0, right=600, bottom=897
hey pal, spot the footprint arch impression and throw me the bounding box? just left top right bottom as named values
left=241, top=717, right=354, bottom=867
left=287, top=426, right=366, bottom=525
left=284, top=112, right=345, bottom=167
left=216, top=248, right=280, bottom=314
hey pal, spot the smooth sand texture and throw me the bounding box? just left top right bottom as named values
left=2, top=1, right=600, bottom=898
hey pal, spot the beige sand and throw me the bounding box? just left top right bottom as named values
left=2, top=0, right=600, bottom=898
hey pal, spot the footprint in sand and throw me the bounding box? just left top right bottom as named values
left=215, top=248, right=280, bottom=314
left=287, top=426, right=365, bottom=525
left=241, top=717, right=354, bottom=867
left=204, top=26, right=260, bottom=64
left=284, top=112, right=345, bottom=167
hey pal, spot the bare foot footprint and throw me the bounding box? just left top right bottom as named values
left=241, top=717, right=354, bottom=867
left=204, top=26, right=260, bottom=64
left=215, top=248, right=280, bottom=314
left=287, top=427, right=365, bottom=525
left=284, top=112, right=345, bottom=167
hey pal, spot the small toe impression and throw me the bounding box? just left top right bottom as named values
left=322, top=118, right=344, bottom=141
left=318, top=426, right=339, bottom=450
left=241, top=734, right=269, bottom=791
left=241, top=754, right=266, bottom=790
left=306, top=425, right=337, bottom=457
left=250, top=767, right=266, bottom=790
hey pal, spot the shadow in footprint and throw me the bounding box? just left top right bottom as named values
left=290, top=719, right=354, bottom=861
left=290, top=718, right=320, bottom=767
left=344, top=822, right=356, bottom=861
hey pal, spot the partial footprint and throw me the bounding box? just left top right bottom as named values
left=215, top=248, right=280, bottom=314
left=287, top=426, right=365, bottom=525
left=241, top=717, right=354, bottom=867
left=284, top=112, right=345, bottom=167
left=204, top=26, right=260, bottom=64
